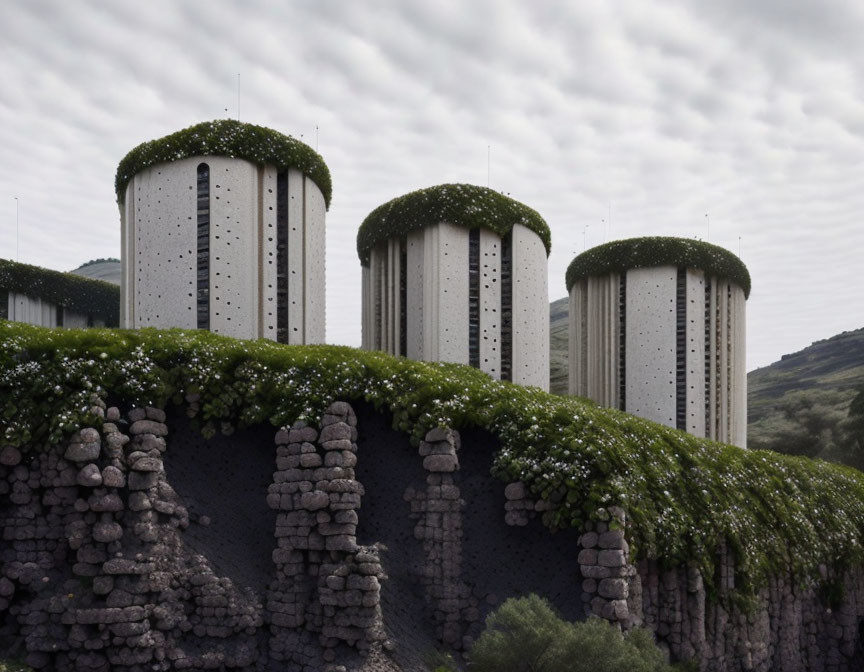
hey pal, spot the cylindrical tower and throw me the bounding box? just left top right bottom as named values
left=567, top=237, right=749, bottom=447
left=116, top=119, right=331, bottom=343
left=358, top=183, right=550, bottom=390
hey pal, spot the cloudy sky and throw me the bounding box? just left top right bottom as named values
left=2, top=0, right=863, bottom=371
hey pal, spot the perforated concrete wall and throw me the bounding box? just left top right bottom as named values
left=625, top=267, right=678, bottom=427
left=362, top=222, right=549, bottom=391
left=568, top=265, right=747, bottom=447
left=120, top=159, right=325, bottom=343
left=510, top=223, right=549, bottom=389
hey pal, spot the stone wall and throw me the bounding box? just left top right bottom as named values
left=2, top=401, right=862, bottom=671
left=573, top=506, right=864, bottom=671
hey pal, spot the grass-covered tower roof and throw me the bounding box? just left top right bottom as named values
left=115, top=119, right=332, bottom=208
left=357, top=183, right=551, bottom=266
left=566, top=236, right=751, bottom=298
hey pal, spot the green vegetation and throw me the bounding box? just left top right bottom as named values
left=468, top=595, right=690, bottom=672
left=748, top=327, right=864, bottom=469
left=3, top=322, right=864, bottom=601
left=548, top=296, right=568, bottom=395
left=115, top=119, right=332, bottom=208
left=0, top=660, right=34, bottom=672
left=356, top=183, right=550, bottom=266
left=0, top=259, right=119, bottom=326
left=565, top=237, right=750, bottom=298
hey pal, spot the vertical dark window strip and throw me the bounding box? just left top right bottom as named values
left=399, top=237, right=407, bottom=357
left=580, top=280, right=588, bottom=395
left=468, top=228, right=480, bottom=368
left=704, top=279, right=711, bottom=438
left=500, top=231, right=513, bottom=381
left=276, top=171, right=289, bottom=343
left=676, top=268, right=687, bottom=431
left=0, top=289, right=7, bottom=320
left=56, top=306, right=64, bottom=328
left=618, top=273, right=626, bottom=410
left=196, top=163, right=210, bottom=330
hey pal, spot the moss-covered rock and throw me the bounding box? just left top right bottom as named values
left=0, top=259, right=119, bottom=326
left=115, top=119, right=332, bottom=208
left=356, top=183, right=550, bottom=265
left=2, top=322, right=862, bottom=602
left=566, top=237, right=751, bottom=298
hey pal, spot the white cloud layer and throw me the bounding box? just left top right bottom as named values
left=1, top=0, right=862, bottom=370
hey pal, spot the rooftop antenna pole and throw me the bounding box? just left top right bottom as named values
left=237, top=73, right=240, bottom=121
left=14, top=196, right=19, bottom=261
left=583, top=224, right=590, bottom=251
left=738, top=235, right=742, bottom=257
left=705, top=212, right=709, bottom=241
left=316, top=125, right=319, bottom=151
left=601, top=218, right=605, bottom=244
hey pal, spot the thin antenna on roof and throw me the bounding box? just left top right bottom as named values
left=14, top=196, right=19, bottom=261
left=705, top=212, right=709, bottom=241
left=237, top=73, right=240, bottom=121
left=601, top=218, right=605, bottom=244
left=738, top=236, right=742, bottom=257
left=487, top=145, right=490, bottom=187
left=583, top=224, right=590, bottom=251
left=316, top=125, right=319, bottom=151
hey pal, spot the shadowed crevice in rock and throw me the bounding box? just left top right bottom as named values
left=161, top=409, right=277, bottom=595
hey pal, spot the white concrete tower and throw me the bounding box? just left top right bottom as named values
left=567, top=237, right=749, bottom=447
left=358, top=183, right=550, bottom=390
left=117, top=120, right=330, bottom=343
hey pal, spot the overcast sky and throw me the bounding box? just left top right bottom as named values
left=2, top=0, right=863, bottom=371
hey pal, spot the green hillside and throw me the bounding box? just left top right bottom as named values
left=747, top=327, right=864, bottom=464
left=549, top=296, right=568, bottom=395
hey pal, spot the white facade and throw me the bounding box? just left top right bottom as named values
left=120, top=156, right=325, bottom=343
left=4, top=291, right=103, bottom=328
left=362, top=222, right=549, bottom=390
left=569, top=265, right=747, bottom=447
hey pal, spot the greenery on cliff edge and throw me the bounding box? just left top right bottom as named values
left=2, top=321, right=864, bottom=603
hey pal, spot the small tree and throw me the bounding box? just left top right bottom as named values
left=468, top=594, right=685, bottom=672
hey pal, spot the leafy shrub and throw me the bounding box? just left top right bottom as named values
left=566, top=237, right=750, bottom=298
left=3, top=322, right=864, bottom=602
left=469, top=595, right=685, bottom=672
left=356, top=183, right=550, bottom=265
left=115, top=119, right=332, bottom=208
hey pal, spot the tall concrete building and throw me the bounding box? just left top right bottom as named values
left=359, top=183, right=550, bottom=390
left=117, top=119, right=331, bottom=343
left=567, top=237, right=749, bottom=447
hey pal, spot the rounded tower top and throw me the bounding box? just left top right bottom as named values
left=356, top=183, right=550, bottom=266
left=566, top=236, right=751, bottom=298
left=115, top=119, right=332, bottom=208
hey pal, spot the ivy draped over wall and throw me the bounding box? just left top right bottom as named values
left=0, top=259, right=119, bottom=326
left=356, top=183, right=551, bottom=266
left=3, top=321, right=863, bottom=605
left=566, top=236, right=751, bottom=298
left=115, top=119, right=332, bottom=208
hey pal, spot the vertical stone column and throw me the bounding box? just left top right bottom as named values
left=405, top=428, right=474, bottom=650
left=267, top=401, right=386, bottom=668
left=576, top=506, right=637, bottom=626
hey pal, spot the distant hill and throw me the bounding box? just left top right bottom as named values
left=747, top=327, right=864, bottom=422
left=69, top=258, right=121, bottom=285
left=549, top=296, right=568, bottom=395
